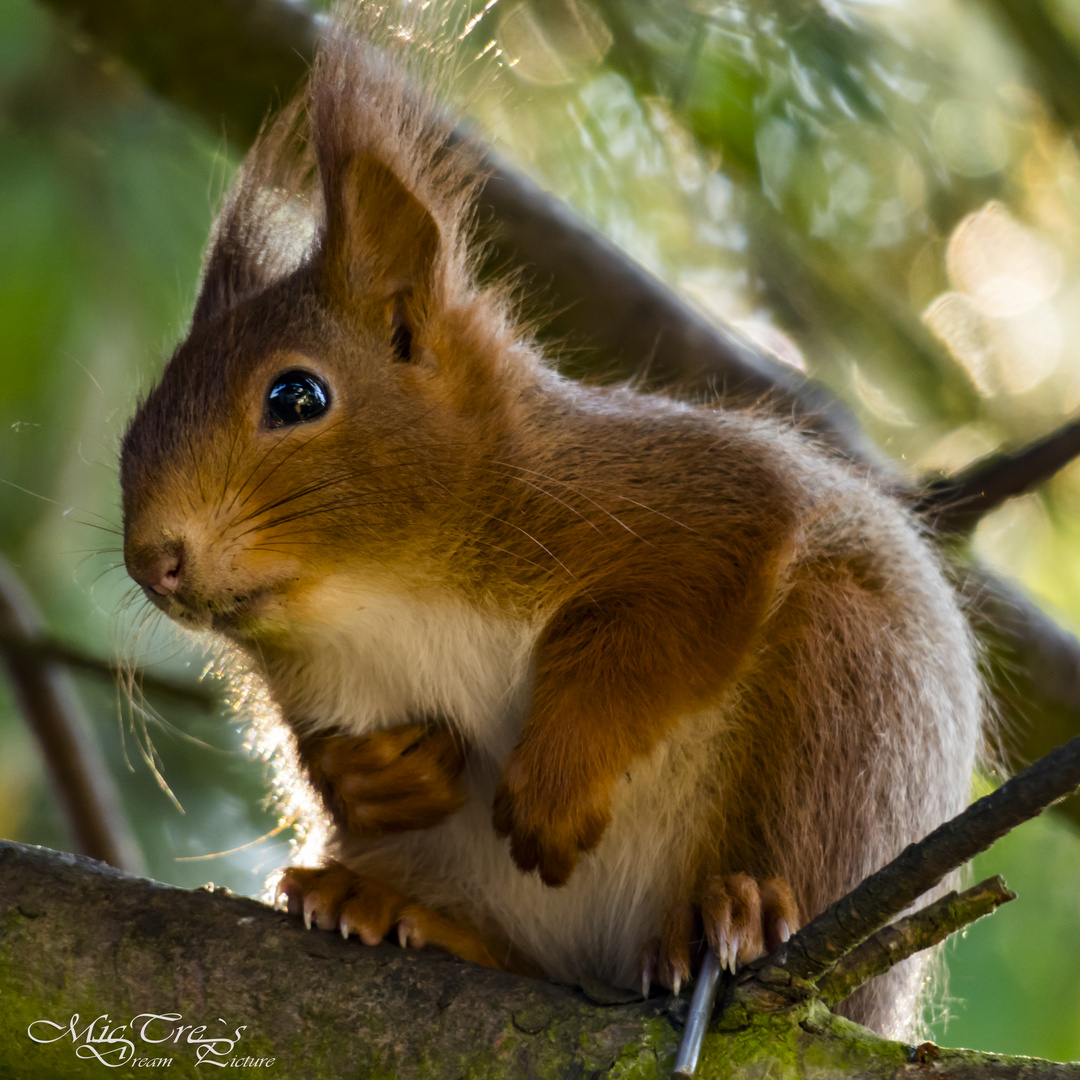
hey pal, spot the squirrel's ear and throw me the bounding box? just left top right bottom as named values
left=319, top=153, right=440, bottom=316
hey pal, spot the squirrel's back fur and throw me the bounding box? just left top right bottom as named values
left=120, top=6, right=982, bottom=1041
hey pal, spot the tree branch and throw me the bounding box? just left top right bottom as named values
left=816, top=876, right=1016, bottom=1008
left=1, top=840, right=1069, bottom=1078
left=0, top=626, right=217, bottom=709
left=0, top=557, right=143, bottom=874
left=37, top=0, right=318, bottom=147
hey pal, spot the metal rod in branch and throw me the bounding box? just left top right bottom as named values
left=765, top=734, right=1080, bottom=985
left=672, top=951, right=723, bottom=1079
left=0, top=557, right=144, bottom=874
left=816, top=876, right=1016, bottom=1008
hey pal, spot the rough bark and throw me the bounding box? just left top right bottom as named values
left=3, top=842, right=1074, bottom=1079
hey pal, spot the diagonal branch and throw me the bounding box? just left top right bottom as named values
left=37, top=0, right=868, bottom=453
left=917, top=415, right=1080, bottom=535
left=815, top=876, right=1016, bottom=1008
left=763, top=733, right=1080, bottom=988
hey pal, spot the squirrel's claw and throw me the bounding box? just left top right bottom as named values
left=640, top=873, right=801, bottom=995
left=277, top=862, right=501, bottom=969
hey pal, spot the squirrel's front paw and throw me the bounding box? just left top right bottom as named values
left=299, top=724, right=468, bottom=837
left=492, top=750, right=611, bottom=887
left=639, top=873, right=800, bottom=997
left=276, top=862, right=499, bottom=969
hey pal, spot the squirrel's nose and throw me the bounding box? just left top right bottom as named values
left=127, top=543, right=185, bottom=596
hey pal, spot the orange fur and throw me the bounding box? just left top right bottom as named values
left=298, top=725, right=469, bottom=838
left=120, top=6, right=982, bottom=1039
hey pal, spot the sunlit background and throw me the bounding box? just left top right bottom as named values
left=2, top=0, right=1079, bottom=1059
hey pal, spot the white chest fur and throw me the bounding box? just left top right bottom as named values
left=261, top=578, right=541, bottom=763
left=338, top=714, right=719, bottom=988
left=258, top=578, right=721, bottom=986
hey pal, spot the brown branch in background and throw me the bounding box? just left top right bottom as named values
left=475, top=156, right=870, bottom=454
left=0, top=627, right=216, bottom=709
left=816, top=876, right=1016, bottom=1008
left=0, top=556, right=144, bottom=873
left=37, top=0, right=319, bottom=147
left=916, top=415, right=1080, bottom=535
left=764, top=733, right=1080, bottom=987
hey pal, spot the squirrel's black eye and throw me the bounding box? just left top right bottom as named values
left=265, top=369, right=330, bottom=428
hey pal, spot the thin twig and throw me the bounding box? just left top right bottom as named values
left=0, top=557, right=144, bottom=873
left=816, top=876, right=1016, bottom=1007
left=916, top=415, right=1080, bottom=535
left=764, top=734, right=1080, bottom=987
left=0, top=626, right=216, bottom=708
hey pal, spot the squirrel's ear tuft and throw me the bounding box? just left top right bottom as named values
left=191, top=98, right=318, bottom=330
left=188, top=15, right=482, bottom=335
left=318, top=153, right=441, bottom=313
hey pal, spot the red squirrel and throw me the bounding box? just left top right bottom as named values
left=120, top=10, right=982, bottom=1038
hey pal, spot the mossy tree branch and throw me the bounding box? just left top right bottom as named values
left=815, top=876, right=1016, bottom=1008
left=1, top=841, right=1071, bottom=1079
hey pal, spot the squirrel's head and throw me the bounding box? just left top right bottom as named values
left=121, top=27, right=534, bottom=644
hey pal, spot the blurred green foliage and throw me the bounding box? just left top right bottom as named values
left=1, top=0, right=1079, bottom=1061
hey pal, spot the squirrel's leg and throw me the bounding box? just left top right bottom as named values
left=639, top=874, right=800, bottom=996
left=277, top=863, right=500, bottom=969
left=298, top=723, right=469, bottom=838
left=493, top=579, right=772, bottom=886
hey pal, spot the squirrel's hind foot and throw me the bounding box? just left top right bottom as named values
left=639, top=873, right=800, bottom=997
left=276, top=862, right=500, bottom=969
